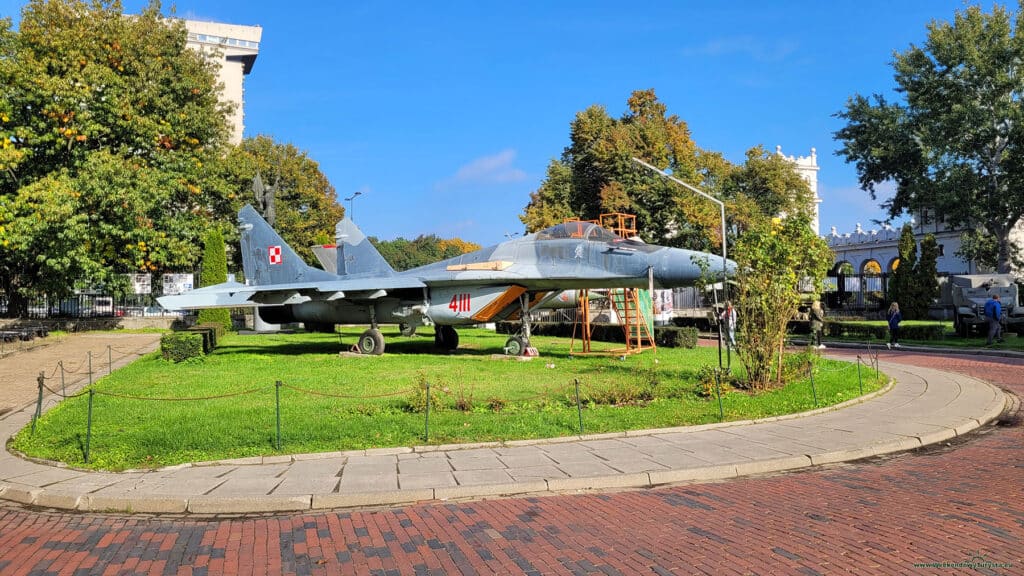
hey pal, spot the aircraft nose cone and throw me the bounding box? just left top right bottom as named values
left=652, top=248, right=736, bottom=288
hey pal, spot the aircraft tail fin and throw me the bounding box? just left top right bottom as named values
left=335, top=217, right=397, bottom=277
left=238, top=204, right=337, bottom=286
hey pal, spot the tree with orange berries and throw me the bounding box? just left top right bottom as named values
left=0, top=1, right=232, bottom=316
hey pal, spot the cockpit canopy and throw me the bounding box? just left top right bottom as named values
left=534, top=221, right=620, bottom=242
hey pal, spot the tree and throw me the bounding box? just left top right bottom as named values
left=370, top=235, right=481, bottom=271
left=835, top=3, right=1024, bottom=273
left=887, top=224, right=917, bottom=316
left=221, top=136, right=345, bottom=268
left=0, top=0, right=232, bottom=316
left=520, top=89, right=724, bottom=251
left=197, top=229, right=231, bottom=331
left=912, top=234, right=941, bottom=318
left=733, top=214, right=832, bottom=390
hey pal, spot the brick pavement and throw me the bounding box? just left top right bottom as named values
left=0, top=351, right=1020, bottom=574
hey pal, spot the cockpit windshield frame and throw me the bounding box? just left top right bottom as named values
left=535, top=222, right=620, bottom=242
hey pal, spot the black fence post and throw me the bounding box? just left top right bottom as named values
left=424, top=381, right=431, bottom=442
left=32, top=372, right=44, bottom=434
left=107, top=345, right=112, bottom=375
left=574, top=379, right=583, bottom=435
left=714, top=369, right=724, bottom=421
left=84, top=389, right=94, bottom=464
left=275, top=380, right=282, bottom=450
left=856, top=356, right=864, bottom=395
left=59, top=360, right=65, bottom=396
left=808, top=360, right=818, bottom=407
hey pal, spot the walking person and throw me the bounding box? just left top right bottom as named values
left=720, top=300, right=737, bottom=349
left=886, top=302, right=902, bottom=349
left=809, top=300, right=826, bottom=349
left=984, top=293, right=1004, bottom=345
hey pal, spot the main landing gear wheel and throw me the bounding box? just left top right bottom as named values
left=434, top=325, right=459, bottom=351
left=357, top=328, right=385, bottom=355
left=399, top=323, right=417, bottom=337
left=505, top=335, right=529, bottom=356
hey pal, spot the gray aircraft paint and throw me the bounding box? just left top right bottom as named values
left=159, top=205, right=735, bottom=349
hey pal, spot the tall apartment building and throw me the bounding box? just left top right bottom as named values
left=183, top=20, right=262, bottom=145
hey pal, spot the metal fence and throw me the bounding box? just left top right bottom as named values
left=0, top=292, right=175, bottom=320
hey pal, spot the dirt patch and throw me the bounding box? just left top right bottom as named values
left=0, top=332, right=162, bottom=413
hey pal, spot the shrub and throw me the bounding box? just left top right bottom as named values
left=185, top=326, right=216, bottom=353
left=694, top=365, right=720, bottom=397
left=160, top=332, right=204, bottom=362
left=404, top=374, right=446, bottom=413
left=782, top=350, right=816, bottom=383
left=659, top=326, right=699, bottom=348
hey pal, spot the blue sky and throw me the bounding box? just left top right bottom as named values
left=2, top=1, right=975, bottom=245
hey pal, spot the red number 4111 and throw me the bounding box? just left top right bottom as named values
left=448, top=293, right=471, bottom=313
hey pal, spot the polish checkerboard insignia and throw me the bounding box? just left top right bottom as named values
left=268, top=245, right=282, bottom=265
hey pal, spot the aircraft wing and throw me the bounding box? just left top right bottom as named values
left=157, top=277, right=426, bottom=311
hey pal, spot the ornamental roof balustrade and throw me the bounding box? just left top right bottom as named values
left=825, top=223, right=901, bottom=248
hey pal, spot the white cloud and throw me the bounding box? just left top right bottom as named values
left=684, top=36, right=799, bottom=63
left=435, top=149, right=527, bottom=191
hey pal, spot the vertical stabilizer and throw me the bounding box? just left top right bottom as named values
left=334, top=218, right=396, bottom=277
left=238, top=205, right=337, bottom=286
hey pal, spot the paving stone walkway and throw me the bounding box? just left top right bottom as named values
left=0, top=359, right=1006, bottom=516
left=0, top=347, right=1020, bottom=574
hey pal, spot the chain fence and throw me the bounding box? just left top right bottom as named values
left=23, top=345, right=885, bottom=465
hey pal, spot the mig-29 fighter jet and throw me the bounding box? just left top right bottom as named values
left=159, top=205, right=735, bottom=355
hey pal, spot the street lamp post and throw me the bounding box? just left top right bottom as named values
left=631, top=158, right=727, bottom=280
left=631, top=157, right=729, bottom=368
left=344, top=191, right=363, bottom=221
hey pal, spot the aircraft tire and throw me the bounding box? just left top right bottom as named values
left=358, top=329, right=385, bottom=355
left=435, top=325, right=459, bottom=350
left=399, top=323, right=416, bottom=337
left=505, top=336, right=528, bottom=356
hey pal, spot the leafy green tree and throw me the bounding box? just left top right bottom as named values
left=0, top=0, right=232, bottom=316
left=887, top=224, right=917, bottom=316
left=912, top=234, right=941, bottom=318
left=520, top=89, right=724, bottom=250
left=733, top=214, right=832, bottom=390
left=520, top=160, right=574, bottom=232
left=221, top=136, right=345, bottom=268
left=721, top=146, right=815, bottom=232
left=197, top=229, right=231, bottom=331
left=835, top=3, right=1024, bottom=273
left=370, top=235, right=481, bottom=271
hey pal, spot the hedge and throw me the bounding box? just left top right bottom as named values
left=160, top=332, right=204, bottom=362
left=823, top=321, right=946, bottom=341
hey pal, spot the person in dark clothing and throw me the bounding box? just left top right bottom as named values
left=984, top=293, right=1004, bottom=345
left=809, top=300, right=826, bottom=349
left=886, top=302, right=902, bottom=349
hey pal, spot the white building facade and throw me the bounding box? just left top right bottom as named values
left=775, top=146, right=822, bottom=235
left=183, top=20, right=262, bottom=145
left=825, top=215, right=975, bottom=277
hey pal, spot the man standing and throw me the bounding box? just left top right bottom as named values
left=984, top=293, right=1004, bottom=346
left=809, top=300, right=826, bottom=349
left=720, top=301, right=737, bottom=349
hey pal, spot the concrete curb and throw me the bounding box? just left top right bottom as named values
left=0, top=360, right=1012, bottom=515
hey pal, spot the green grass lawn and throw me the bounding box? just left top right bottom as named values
left=13, top=327, right=884, bottom=471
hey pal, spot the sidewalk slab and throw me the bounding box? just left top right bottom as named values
left=0, top=358, right=1008, bottom=515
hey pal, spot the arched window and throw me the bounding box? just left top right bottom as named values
left=862, top=260, right=882, bottom=275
